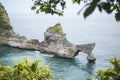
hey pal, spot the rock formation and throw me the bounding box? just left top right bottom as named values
left=76, top=43, right=96, bottom=62
left=40, top=23, right=77, bottom=58
left=0, top=3, right=14, bottom=44
left=40, top=23, right=96, bottom=62
left=0, top=3, right=40, bottom=51
left=0, top=3, right=96, bottom=62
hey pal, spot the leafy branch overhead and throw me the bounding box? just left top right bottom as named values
left=31, top=0, right=66, bottom=16
left=31, top=0, right=120, bottom=21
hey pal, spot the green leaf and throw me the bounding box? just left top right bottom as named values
left=83, top=0, right=100, bottom=18
left=115, top=12, right=120, bottom=21
left=83, top=4, right=96, bottom=18
left=103, top=2, right=112, bottom=14
left=36, top=9, right=39, bottom=14
left=97, top=4, right=102, bottom=12
left=72, top=0, right=81, bottom=4
left=31, top=6, right=36, bottom=10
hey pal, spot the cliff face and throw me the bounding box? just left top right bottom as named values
left=0, top=3, right=13, bottom=36
left=0, top=3, right=40, bottom=50
left=0, top=3, right=14, bottom=43
left=0, top=3, right=11, bottom=30
left=0, top=3, right=15, bottom=43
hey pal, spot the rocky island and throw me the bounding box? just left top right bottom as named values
left=0, top=3, right=96, bottom=62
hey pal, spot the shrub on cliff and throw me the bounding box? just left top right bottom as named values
left=0, top=58, right=52, bottom=80
left=0, top=37, right=7, bottom=43
left=0, top=3, right=12, bottom=31
left=88, top=57, right=120, bottom=80
left=47, top=23, right=65, bottom=36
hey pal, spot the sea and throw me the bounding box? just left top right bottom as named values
left=0, top=12, right=120, bottom=80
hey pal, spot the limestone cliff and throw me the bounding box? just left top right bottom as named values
left=0, top=3, right=14, bottom=44
left=0, top=3, right=12, bottom=31
left=0, top=3, right=40, bottom=50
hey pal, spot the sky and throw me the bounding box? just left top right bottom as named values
left=0, top=0, right=35, bottom=14
left=0, top=0, right=81, bottom=15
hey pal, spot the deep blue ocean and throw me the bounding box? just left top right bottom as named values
left=0, top=13, right=120, bottom=80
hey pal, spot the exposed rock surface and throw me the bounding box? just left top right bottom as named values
left=76, top=43, right=96, bottom=62
left=0, top=3, right=96, bottom=62
left=6, top=36, right=40, bottom=51
left=40, top=23, right=77, bottom=58
left=40, top=23, right=96, bottom=61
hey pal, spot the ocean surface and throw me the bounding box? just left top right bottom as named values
left=0, top=13, right=120, bottom=80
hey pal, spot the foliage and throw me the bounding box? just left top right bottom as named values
left=0, top=58, right=53, bottom=80
left=47, top=23, right=65, bottom=36
left=82, top=0, right=120, bottom=21
left=88, top=57, right=120, bottom=80
left=31, top=0, right=66, bottom=16
left=0, top=3, right=12, bottom=31
left=67, top=47, right=73, bottom=53
left=32, top=0, right=120, bottom=21
left=0, top=37, right=7, bottom=43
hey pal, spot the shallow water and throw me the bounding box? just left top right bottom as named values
left=0, top=13, right=120, bottom=80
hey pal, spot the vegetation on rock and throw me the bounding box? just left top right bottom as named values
left=0, top=37, right=7, bottom=44
left=88, top=57, right=120, bottom=80
left=67, top=47, right=74, bottom=53
left=0, top=3, right=12, bottom=31
left=0, top=58, right=53, bottom=80
left=47, top=23, right=65, bottom=36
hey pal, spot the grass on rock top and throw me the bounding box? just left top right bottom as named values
left=47, top=23, right=65, bottom=36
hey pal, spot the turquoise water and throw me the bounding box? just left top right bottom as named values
left=0, top=14, right=120, bottom=80
left=0, top=46, right=95, bottom=80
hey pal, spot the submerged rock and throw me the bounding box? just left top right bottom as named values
left=0, top=3, right=96, bottom=61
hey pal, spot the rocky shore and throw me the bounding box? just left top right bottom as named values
left=0, top=3, right=96, bottom=62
